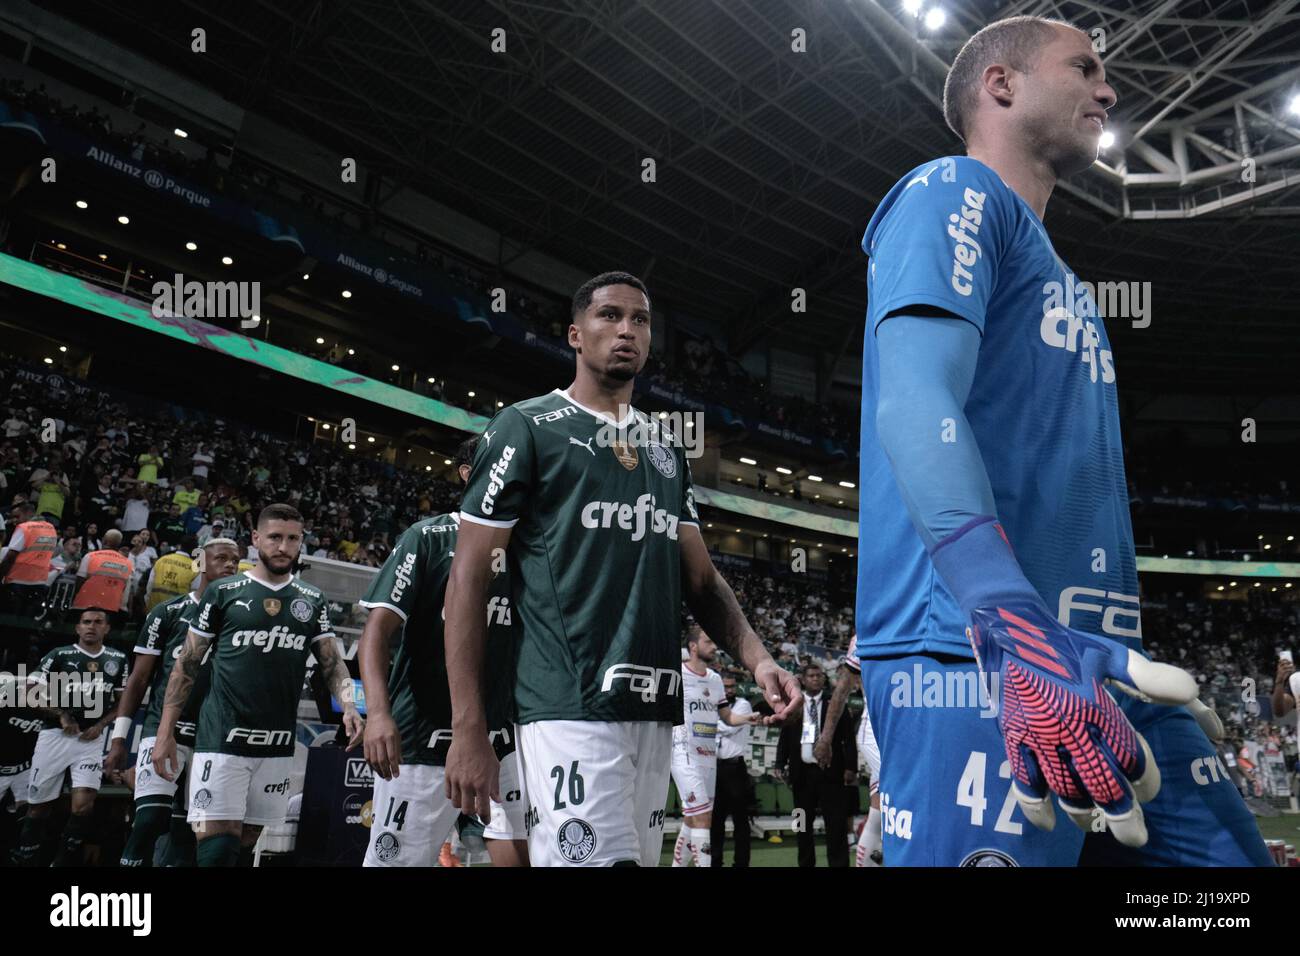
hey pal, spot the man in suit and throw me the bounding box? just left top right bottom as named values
left=774, top=662, right=857, bottom=867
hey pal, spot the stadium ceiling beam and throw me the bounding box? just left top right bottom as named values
left=1125, top=0, right=1299, bottom=147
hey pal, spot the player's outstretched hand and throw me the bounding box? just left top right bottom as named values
left=342, top=707, right=365, bottom=752
left=364, top=710, right=402, bottom=780
left=754, top=659, right=802, bottom=725
left=445, top=732, right=500, bottom=821
left=967, top=603, right=1198, bottom=848
left=152, top=734, right=179, bottom=781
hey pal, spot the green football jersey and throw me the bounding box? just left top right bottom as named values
left=191, top=571, right=334, bottom=757
left=34, top=643, right=128, bottom=730
left=459, top=387, right=698, bottom=724
left=359, top=512, right=519, bottom=766
left=135, top=591, right=211, bottom=745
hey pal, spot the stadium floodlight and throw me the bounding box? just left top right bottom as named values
left=391, top=364, right=400, bottom=371
left=302, top=273, right=310, bottom=280
left=685, top=420, right=693, bottom=427
left=367, top=436, right=375, bottom=443
left=1229, top=581, right=1237, bottom=586
left=185, top=241, right=197, bottom=251
left=1287, top=583, right=1294, bottom=589
left=923, top=7, right=946, bottom=30
left=427, top=376, right=436, bottom=383
left=98, top=253, right=107, bottom=260
left=221, top=256, right=233, bottom=265
left=735, top=529, right=741, bottom=533
left=341, top=289, right=352, bottom=298
left=807, top=474, right=823, bottom=482
left=1264, top=544, right=1272, bottom=550
left=55, top=243, right=66, bottom=250
left=426, top=465, right=432, bottom=471
left=443, top=458, right=452, bottom=465
left=739, top=457, right=757, bottom=466
left=43, top=357, right=53, bottom=365
left=315, top=337, right=325, bottom=344
left=59, top=346, right=67, bottom=352
left=117, top=215, right=130, bottom=224
left=467, top=390, right=476, bottom=397
left=75, top=200, right=87, bottom=209
left=174, top=128, right=188, bottom=138
left=903, top=0, right=923, bottom=15
left=707, top=523, right=713, bottom=528
left=659, top=411, right=667, bottom=418
left=776, top=466, right=792, bottom=475
left=1217, top=585, right=1224, bottom=591
left=348, top=348, right=355, bottom=355
left=1289, top=535, right=1296, bottom=541
left=838, top=480, right=855, bottom=488
left=321, top=423, right=330, bottom=430
left=348, top=443, right=356, bottom=450
left=1290, top=93, right=1300, bottom=116
left=497, top=401, right=504, bottom=408
left=1254, top=582, right=1262, bottom=587
left=1099, top=130, right=1115, bottom=149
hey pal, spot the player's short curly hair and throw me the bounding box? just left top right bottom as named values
left=570, top=271, right=650, bottom=321
left=454, top=434, right=480, bottom=474
left=942, top=15, right=1077, bottom=143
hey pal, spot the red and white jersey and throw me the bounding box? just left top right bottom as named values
left=673, top=663, right=724, bottom=761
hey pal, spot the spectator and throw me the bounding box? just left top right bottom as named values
left=774, top=663, right=856, bottom=867
left=121, top=485, right=150, bottom=535
left=136, top=444, right=164, bottom=485
left=152, top=503, right=187, bottom=549
left=191, top=443, right=214, bottom=488
left=172, top=477, right=199, bottom=511
left=29, top=453, right=71, bottom=525
left=80, top=522, right=103, bottom=555
left=47, top=535, right=83, bottom=584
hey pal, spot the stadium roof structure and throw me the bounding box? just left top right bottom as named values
left=43, top=0, right=1300, bottom=395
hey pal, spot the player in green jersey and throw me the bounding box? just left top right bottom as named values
left=445, top=272, right=801, bottom=866
left=107, top=537, right=241, bottom=866
left=152, top=504, right=362, bottom=867
left=11, top=608, right=127, bottom=866
left=358, top=434, right=527, bottom=867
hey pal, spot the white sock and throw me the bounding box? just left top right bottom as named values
left=688, top=827, right=711, bottom=868
left=672, top=828, right=691, bottom=867
left=858, top=806, right=882, bottom=867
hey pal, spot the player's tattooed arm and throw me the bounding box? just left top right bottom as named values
left=315, top=636, right=356, bottom=709
left=158, top=628, right=211, bottom=731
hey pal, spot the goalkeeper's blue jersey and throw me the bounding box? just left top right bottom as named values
left=855, top=156, right=1139, bottom=662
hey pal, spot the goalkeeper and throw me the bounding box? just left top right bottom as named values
left=854, top=15, right=1269, bottom=866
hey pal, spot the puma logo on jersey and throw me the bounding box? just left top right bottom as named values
left=568, top=436, right=595, bottom=456
left=906, top=165, right=938, bottom=189
left=234, top=599, right=253, bottom=611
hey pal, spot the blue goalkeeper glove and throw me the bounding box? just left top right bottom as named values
left=933, top=518, right=1198, bottom=848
